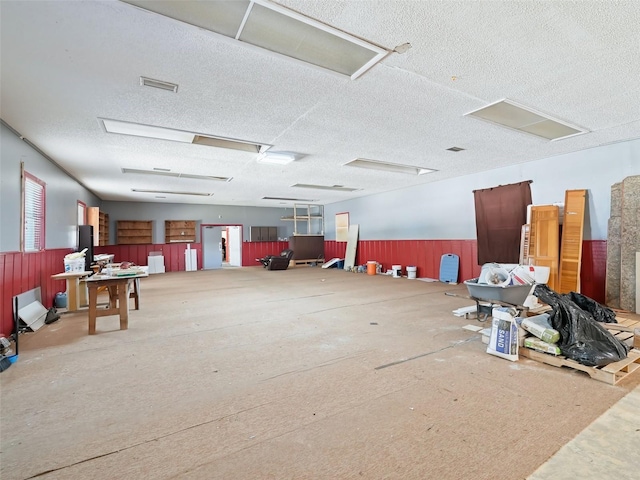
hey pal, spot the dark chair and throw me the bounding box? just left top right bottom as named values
left=257, top=249, right=294, bottom=270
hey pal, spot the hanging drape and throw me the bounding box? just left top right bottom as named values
left=473, top=181, right=532, bottom=265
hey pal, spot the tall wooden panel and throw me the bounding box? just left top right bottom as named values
left=529, top=205, right=559, bottom=291
left=558, top=190, right=586, bottom=294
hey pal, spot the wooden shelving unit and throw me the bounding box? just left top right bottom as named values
left=116, top=220, right=153, bottom=245
left=87, top=207, right=110, bottom=246
left=281, top=204, right=324, bottom=235
left=164, top=220, right=196, bottom=243
left=98, top=212, right=109, bottom=246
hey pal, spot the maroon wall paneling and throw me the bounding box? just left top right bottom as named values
left=241, top=241, right=289, bottom=266
left=0, top=248, right=74, bottom=337
left=0, top=239, right=610, bottom=337
left=580, top=240, right=606, bottom=305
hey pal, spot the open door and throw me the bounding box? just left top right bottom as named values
left=202, top=226, right=222, bottom=270
left=227, top=226, right=242, bottom=267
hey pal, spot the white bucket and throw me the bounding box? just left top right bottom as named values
left=64, top=257, right=85, bottom=272
left=392, top=265, right=402, bottom=278
left=406, top=266, right=417, bottom=279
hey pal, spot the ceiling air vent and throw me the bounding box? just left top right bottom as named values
left=446, top=146, right=465, bottom=152
left=140, top=76, right=179, bottom=93
left=465, top=99, right=587, bottom=141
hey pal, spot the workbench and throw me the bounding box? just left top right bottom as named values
left=85, top=271, right=148, bottom=334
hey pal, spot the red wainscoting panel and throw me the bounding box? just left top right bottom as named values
left=580, top=240, right=607, bottom=304
left=0, top=239, right=610, bottom=337
left=94, top=243, right=204, bottom=272
left=241, top=241, right=290, bottom=266
left=0, top=248, right=74, bottom=337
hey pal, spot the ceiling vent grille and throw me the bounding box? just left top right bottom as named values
left=122, top=168, right=232, bottom=182
left=122, top=0, right=388, bottom=80
left=140, top=76, right=179, bottom=93
left=465, top=99, right=587, bottom=141
left=446, top=146, right=465, bottom=152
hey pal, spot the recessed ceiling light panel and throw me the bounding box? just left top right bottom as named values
left=257, top=152, right=296, bottom=165
left=122, top=168, right=232, bottom=182
left=464, top=99, right=587, bottom=141
left=100, top=118, right=270, bottom=153
left=132, top=189, right=213, bottom=197
left=262, top=196, right=317, bottom=202
left=344, top=158, right=436, bottom=176
left=292, top=183, right=360, bottom=192
left=122, top=0, right=387, bottom=80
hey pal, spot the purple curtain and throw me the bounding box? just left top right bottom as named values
left=474, top=181, right=532, bottom=265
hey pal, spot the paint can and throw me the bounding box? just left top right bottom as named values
left=406, top=266, right=417, bottom=279
left=367, top=261, right=377, bottom=275
left=392, top=265, right=402, bottom=278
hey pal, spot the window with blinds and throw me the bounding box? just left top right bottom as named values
left=23, top=173, right=45, bottom=252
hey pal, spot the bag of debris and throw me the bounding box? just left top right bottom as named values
left=533, top=285, right=629, bottom=367
left=520, top=313, right=560, bottom=344
left=565, top=291, right=617, bottom=324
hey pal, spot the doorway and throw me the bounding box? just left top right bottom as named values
left=201, top=224, right=242, bottom=270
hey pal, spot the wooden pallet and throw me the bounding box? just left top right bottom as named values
left=520, top=347, right=640, bottom=385
left=289, top=258, right=325, bottom=267
left=605, top=314, right=640, bottom=349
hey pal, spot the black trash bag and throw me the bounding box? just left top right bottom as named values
left=564, top=291, right=617, bottom=324
left=533, top=285, right=628, bottom=367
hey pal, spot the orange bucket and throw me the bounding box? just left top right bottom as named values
left=367, top=261, right=377, bottom=275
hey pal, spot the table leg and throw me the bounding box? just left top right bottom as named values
left=88, top=285, right=98, bottom=334
left=119, top=281, right=129, bottom=330
left=131, top=278, right=140, bottom=310
left=66, top=278, right=80, bottom=311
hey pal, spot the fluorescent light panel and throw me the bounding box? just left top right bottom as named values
left=122, top=168, right=232, bottom=182
left=344, top=158, right=437, bottom=176
left=262, top=196, right=317, bottom=202
left=465, top=99, right=587, bottom=141
left=101, top=118, right=269, bottom=153
left=132, top=189, right=213, bottom=197
left=121, top=0, right=387, bottom=80
left=292, top=183, right=360, bottom=192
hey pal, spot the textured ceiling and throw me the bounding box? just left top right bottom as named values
left=1, top=0, right=639, bottom=207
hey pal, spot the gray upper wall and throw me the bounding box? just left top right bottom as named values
left=3, top=120, right=639, bottom=250
left=324, top=138, right=640, bottom=241
left=101, top=201, right=295, bottom=244
left=0, top=123, right=101, bottom=252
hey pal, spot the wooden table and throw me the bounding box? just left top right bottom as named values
left=51, top=271, right=93, bottom=311
left=85, top=273, right=147, bottom=334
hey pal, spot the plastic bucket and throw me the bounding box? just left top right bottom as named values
left=406, top=266, right=417, bottom=279
left=485, top=266, right=510, bottom=286
left=392, top=265, right=402, bottom=278
left=55, top=292, right=67, bottom=308
left=64, top=257, right=85, bottom=272
left=367, top=261, right=377, bottom=275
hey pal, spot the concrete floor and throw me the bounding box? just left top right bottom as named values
left=1, top=267, right=638, bottom=479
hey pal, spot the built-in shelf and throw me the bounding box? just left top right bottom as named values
left=87, top=207, right=110, bottom=246
left=165, top=220, right=196, bottom=243
left=117, top=220, right=153, bottom=245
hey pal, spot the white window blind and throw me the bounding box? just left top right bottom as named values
left=24, top=175, right=45, bottom=252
